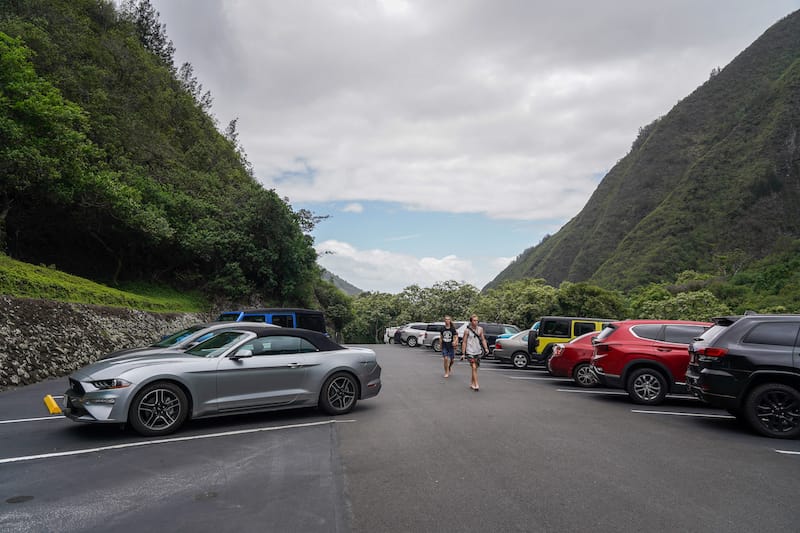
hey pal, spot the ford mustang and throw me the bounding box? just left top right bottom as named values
left=62, top=325, right=382, bottom=436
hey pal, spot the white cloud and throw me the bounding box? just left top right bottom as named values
left=154, top=1, right=798, bottom=221
left=316, top=240, right=493, bottom=293
left=342, top=202, right=364, bottom=213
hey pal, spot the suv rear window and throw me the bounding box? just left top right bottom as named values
left=663, top=325, right=707, bottom=344
left=631, top=324, right=662, bottom=340
left=743, top=322, right=800, bottom=347
left=426, top=324, right=444, bottom=332
left=596, top=325, right=617, bottom=341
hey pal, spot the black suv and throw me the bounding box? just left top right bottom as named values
left=686, top=314, right=800, bottom=439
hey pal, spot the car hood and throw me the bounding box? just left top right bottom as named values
left=98, top=345, right=173, bottom=360
left=71, top=351, right=202, bottom=380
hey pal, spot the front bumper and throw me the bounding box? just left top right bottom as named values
left=62, top=380, right=133, bottom=424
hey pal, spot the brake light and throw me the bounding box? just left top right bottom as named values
left=495, top=341, right=502, bottom=349
left=697, top=347, right=727, bottom=358
left=594, top=344, right=608, bottom=355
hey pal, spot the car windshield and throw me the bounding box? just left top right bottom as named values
left=185, top=331, right=252, bottom=358
left=151, top=325, right=206, bottom=348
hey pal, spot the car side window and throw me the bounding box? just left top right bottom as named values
left=742, top=322, right=800, bottom=347
left=573, top=322, right=596, bottom=337
left=664, top=325, right=707, bottom=344
left=542, top=319, right=570, bottom=337
left=631, top=324, right=663, bottom=341
left=252, top=336, right=317, bottom=355
left=242, top=314, right=266, bottom=323
left=271, top=314, right=295, bottom=328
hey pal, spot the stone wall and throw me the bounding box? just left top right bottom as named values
left=0, top=295, right=211, bottom=389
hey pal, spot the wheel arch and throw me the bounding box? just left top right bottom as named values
left=740, top=371, right=800, bottom=405
left=621, top=360, right=675, bottom=392
left=127, top=376, right=195, bottom=419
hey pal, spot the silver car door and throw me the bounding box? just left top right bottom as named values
left=215, top=336, right=307, bottom=411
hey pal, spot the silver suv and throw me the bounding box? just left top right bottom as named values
left=400, top=323, right=428, bottom=346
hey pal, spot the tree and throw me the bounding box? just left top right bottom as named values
left=556, top=282, right=626, bottom=319
left=475, top=279, right=558, bottom=327
left=121, top=0, right=175, bottom=67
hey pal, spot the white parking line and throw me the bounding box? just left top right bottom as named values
left=630, top=409, right=735, bottom=419
left=775, top=450, right=800, bottom=455
left=556, top=388, right=628, bottom=395
left=509, top=376, right=570, bottom=381
left=0, top=419, right=355, bottom=465
left=0, top=416, right=65, bottom=424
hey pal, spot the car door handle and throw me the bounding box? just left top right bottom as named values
left=656, top=348, right=672, bottom=352
left=287, top=362, right=302, bottom=368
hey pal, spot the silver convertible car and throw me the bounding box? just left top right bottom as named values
left=63, top=325, right=382, bottom=436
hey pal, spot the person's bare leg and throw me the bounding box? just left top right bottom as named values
left=443, top=357, right=449, bottom=377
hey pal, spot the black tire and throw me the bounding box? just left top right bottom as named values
left=572, top=363, right=599, bottom=388
left=388, top=338, right=394, bottom=344
left=626, top=367, right=668, bottom=405
left=511, top=351, right=529, bottom=369
left=432, top=339, right=441, bottom=352
left=319, top=372, right=359, bottom=415
left=743, top=383, right=800, bottom=439
left=406, top=336, right=418, bottom=347
left=128, top=381, right=189, bottom=436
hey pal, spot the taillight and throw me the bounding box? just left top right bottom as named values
left=697, top=347, right=727, bottom=358
left=594, top=344, right=608, bottom=355
left=495, top=341, right=503, bottom=349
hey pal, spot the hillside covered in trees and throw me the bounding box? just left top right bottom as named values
left=0, top=0, right=321, bottom=305
left=489, top=10, right=800, bottom=293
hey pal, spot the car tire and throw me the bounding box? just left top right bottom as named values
left=388, top=338, right=394, bottom=344
left=319, top=372, right=359, bottom=415
left=626, top=368, right=668, bottom=405
left=511, top=351, right=529, bottom=369
left=572, top=363, right=599, bottom=388
left=406, top=336, right=418, bottom=347
left=432, top=339, right=441, bottom=352
left=128, top=381, right=189, bottom=437
left=743, top=383, right=800, bottom=439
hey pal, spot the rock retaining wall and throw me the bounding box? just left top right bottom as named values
left=0, top=296, right=211, bottom=389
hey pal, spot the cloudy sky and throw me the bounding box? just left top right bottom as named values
left=151, top=0, right=799, bottom=293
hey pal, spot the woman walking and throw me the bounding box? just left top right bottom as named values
left=441, top=316, right=458, bottom=378
left=461, top=314, right=489, bottom=391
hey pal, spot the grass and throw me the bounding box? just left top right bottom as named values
left=0, top=254, right=209, bottom=313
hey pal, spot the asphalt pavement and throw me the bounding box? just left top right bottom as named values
left=1, top=344, right=799, bottom=532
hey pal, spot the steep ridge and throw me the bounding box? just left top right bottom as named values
left=489, top=11, right=800, bottom=290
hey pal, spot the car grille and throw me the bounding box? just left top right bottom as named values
left=69, top=378, right=85, bottom=395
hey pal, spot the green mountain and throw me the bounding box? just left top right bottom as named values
left=0, top=0, right=318, bottom=305
left=320, top=268, right=363, bottom=296
left=489, top=10, right=800, bottom=291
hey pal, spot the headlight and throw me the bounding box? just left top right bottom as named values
left=91, top=378, right=132, bottom=390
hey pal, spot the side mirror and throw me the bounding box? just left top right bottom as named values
left=230, top=348, right=253, bottom=360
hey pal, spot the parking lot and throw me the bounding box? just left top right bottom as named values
left=1, top=343, right=799, bottom=532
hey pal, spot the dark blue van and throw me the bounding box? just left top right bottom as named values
left=216, top=308, right=327, bottom=335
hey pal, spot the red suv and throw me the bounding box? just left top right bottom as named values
left=548, top=332, right=599, bottom=387
left=590, top=320, right=711, bottom=405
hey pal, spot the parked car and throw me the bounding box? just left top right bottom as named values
left=528, top=316, right=615, bottom=364
left=62, top=325, right=382, bottom=436
left=492, top=330, right=531, bottom=368
left=686, top=314, right=800, bottom=439
left=548, top=332, right=600, bottom=386
left=216, top=308, right=327, bottom=334
left=591, top=320, right=711, bottom=405
left=399, top=323, right=429, bottom=347
left=100, top=321, right=278, bottom=360
left=423, top=321, right=466, bottom=351
left=457, top=322, right=521, bottom=354
left=384, top=325, right=402, bottom=343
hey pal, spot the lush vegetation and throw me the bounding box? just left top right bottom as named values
left=0, top=253, right=205, bottom=312
left=489, top=11, right=800, bottom=296
left=0, top=0, right=318, bottom=307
